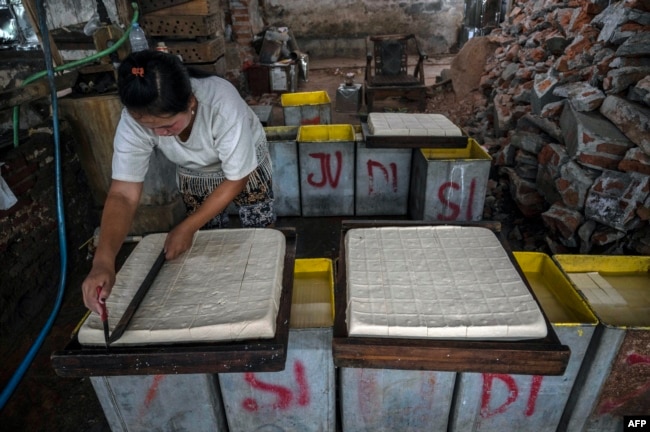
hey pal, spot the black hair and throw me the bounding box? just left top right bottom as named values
left=117, top=50, right=193, bottom=117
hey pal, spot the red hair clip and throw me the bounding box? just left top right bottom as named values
left=131, top=67, right=145, bottom=77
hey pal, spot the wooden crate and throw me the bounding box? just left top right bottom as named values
left=141, top=12, right=224, bottom=37
left=185, top=58, right=227, bottom=77
left=166, top=37, right=225, bottom=63
left=147, top=0, right=220, bottom=16
left=138, top=0, right=192, bottom=14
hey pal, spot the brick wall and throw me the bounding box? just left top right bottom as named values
left=0, top=124, right=96, bottom=342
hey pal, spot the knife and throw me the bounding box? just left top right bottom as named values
left=96, top=286, right=109, bottom=348
left=108, top=249, right=166, bottom=345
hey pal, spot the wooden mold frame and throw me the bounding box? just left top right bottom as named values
left=166, top=37, right=225, bottom=63
left=146, top=0, right=221, bottom=16
left=332, top=220, right=570, bottom=376
left=137, top=0, right=193, bottom=14
left=141, top=12, right=224, bottom=38
left=51, top=228, right=297, bottom=378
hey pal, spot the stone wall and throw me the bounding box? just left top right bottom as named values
left=464, top=0, right=650, bottom=255
left=259, top=0, right=466, bottom=57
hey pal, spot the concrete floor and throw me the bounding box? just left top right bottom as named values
left=280, top=55, right=454, bottom=124
left=0, top=56, right=454, bottom=430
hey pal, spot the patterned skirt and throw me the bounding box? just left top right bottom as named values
left=177, top=146, right=275, bottom=229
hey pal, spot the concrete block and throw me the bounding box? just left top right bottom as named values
left=536, top=143, right=569, bottom=204
left=585, top=170, right=650, bottom=231
left=503, top=167, right=546, bottom=217
left=592, top=2, right=650, bottom=44
left=615, top=32, right=650, bottom=58
left=532, top=73, right=562, bottom=115
left=518, top=114, right=564, bottom=144
left=600, top=95, right=650, bottom=156
left=541, top=203, right=584, bottom=243
left=554, top=82, right=606, bottom=112
left=555, top=160, right=598, bottom=210
left=604, top=66, right=650, bottom=95
left=627, top=75, right=650, bottom=107
left=493, top=93, right=515, bottom=136
left=510, top=130, right=547, bottom=154
left=618, top=147, right=650, bottom=176
left=559, top=104, right=634, bottom=170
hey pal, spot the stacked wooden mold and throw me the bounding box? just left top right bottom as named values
left=138, top=0, right=226, bottom=73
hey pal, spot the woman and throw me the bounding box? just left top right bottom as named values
left=81, top=50, right=274, bottom=315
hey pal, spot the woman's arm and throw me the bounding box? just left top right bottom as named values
left=81, top=180, right=143, bottom=314
left=164, top=175, right=250, bottom=259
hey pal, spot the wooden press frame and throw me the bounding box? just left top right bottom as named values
left=332, top=220, right=571, bottom=376
left=51, top=227, right=297, bottom=378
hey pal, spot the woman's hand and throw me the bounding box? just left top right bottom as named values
left=164, top=222, right=196, bottom=260
left=81, top=179, right=142, bottom=314
left=81, top=262, right=116, bottom=315
left=164, top=177, right=249, bottom=259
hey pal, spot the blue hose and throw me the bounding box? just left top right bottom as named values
left=0, top=0, right=68, bottom=410
left=1, top=1, right=141, bottom=411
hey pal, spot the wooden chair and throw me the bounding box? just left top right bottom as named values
left=364, top=34, right=428, bottom=112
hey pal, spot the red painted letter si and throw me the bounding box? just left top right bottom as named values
left=241, top=360, right=310, bottom=412
left=436, top=178, right=477, bottom=220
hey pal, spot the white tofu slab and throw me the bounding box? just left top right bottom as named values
left=78, top=228, right=286, bottom=346
left=566, top=272, right=627, bottom=305
left=367, top=113, right=463, bottom=137
left=345, top=226, right=548, bottom=340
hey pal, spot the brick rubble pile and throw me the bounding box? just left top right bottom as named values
left=465, top=0, right=650, bottom=255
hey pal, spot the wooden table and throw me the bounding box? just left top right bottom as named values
left=51, top=228, right=297, bottom=377
left=332, top=220, right=571, bottom=376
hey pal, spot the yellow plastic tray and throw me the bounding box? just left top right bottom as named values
left=281, top=90, right=331, bottom=107
left=514, top=252, right=597, bottom=326
left=297, top=124, right=356, bottom=142
left=291, top=258, right=335, bottom=328
left=553, top=254, right=650, bottom=328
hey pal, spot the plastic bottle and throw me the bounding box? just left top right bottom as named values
left=129, top=22, right=149, bottom=52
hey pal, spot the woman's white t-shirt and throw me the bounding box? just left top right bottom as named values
left=111, top=76, right=266, bottom=183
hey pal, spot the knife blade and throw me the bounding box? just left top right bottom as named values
left=96, top=286, right=109, bottom=349
left=108, top=249, right=166, bottom=345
